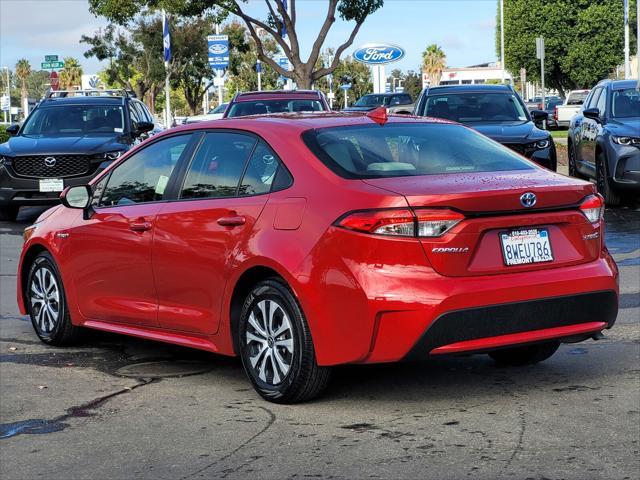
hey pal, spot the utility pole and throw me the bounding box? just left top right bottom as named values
left=4, top=67, right=10, bottom=124
left=536, top=37, right=545, bottom=109
left=624, top=0, right=630, bottom=78
left=500, top=0, right=505, bottom=83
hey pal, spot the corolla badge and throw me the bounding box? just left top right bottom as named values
left=520, top=192, right=537, bottom=208
left=209, top=43, right=228, bottom=55
left=353, top=44, right=405, bottom=65
left=44, top=157, right=57, bottom=168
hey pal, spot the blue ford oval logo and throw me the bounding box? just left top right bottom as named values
left=520, top=192, right=537, bottom=208
left=209, top=43, right=228, bottom=55
left=353, top=44, right=405, bottom=65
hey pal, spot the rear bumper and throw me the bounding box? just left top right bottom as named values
left=404, top=290, right=617, bottom=359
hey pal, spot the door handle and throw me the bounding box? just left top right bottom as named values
left=129, top=219, right=152, bottom=232
left=217, top=216, right=246, bottom=227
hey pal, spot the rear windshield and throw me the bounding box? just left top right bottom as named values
left=22, top=104, right=125, bottom=135
left=227, top=99, right=324, bottom=117
left=303, top=123, right=534, bottom=179
left=566, top=91, right=589, bottom=105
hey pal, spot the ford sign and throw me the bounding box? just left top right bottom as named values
left=353, top=44, right=405, bottom=65
left=209, top=43, right=228, bottom=55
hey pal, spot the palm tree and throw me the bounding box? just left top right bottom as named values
left=15, top=59, right=31, bottom=118
left=422, top=44, right=446, bottom=87
left=59, top=57, right=83, bottom=90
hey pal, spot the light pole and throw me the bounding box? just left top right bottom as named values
left=500, top=0, right=505, bottom=83
left=624, top=0, right=630, bottom=78
left=3, top=67, right=10, bottom=124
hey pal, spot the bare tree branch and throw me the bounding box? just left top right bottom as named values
left=306, top=0, right=339, bottom=75
left=311, top=16, right=364, bottom=80
left=272, top=0, right=300, bottom=59
left=228, top=0, right=292, bottom=57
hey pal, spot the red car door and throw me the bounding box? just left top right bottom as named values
left=153, top=133, right=287, bottom=334
left=69, top=133, right=195, bottom=327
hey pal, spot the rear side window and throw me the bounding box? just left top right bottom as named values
left=303, top=123, right=534, bottom=179
left=180, top=132, right=256, bottom=199
left=239, top=141, right=282, bottom=196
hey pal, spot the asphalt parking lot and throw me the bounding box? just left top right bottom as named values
left=1, top=198, right=638, bottom=480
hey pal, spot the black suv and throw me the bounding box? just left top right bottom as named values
left=0, top=90, right=160, bottom=221
left=414, top=84, right=556, bottom=170
left=568, top=79, right=639, bottom=206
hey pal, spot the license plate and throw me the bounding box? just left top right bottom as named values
left=500, top=228, right=554, bottom=266
left=39, top=178, right=64, bottom=192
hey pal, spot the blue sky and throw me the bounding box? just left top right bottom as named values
left=0, top=0, right=498, bottom=74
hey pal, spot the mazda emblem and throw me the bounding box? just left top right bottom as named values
left=44, top=157, right=57, bottom=168
left=520, top=192, right=537, bottom=208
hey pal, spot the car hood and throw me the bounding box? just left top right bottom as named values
left=466, top=121, right=541, bottom=143
left=0, top=134, right=128, bottom=156
left=608, top=117, right=640, bottom=136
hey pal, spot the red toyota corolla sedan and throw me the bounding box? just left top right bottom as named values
left=17, top=111, right=618, bottom=403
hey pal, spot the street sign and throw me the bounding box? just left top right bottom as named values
left=340, top=84, right=352, bottom=91
left=536, top=37, right=545, bottom=60
left=0, top=96, right=9, bottom=111
left=207, top=35, right=229, bottom=69
left=41, top=61, right=64, bottom=69
left=278, top=56, right=290, bottom=83
left=44, top=55, right=58, bottom=62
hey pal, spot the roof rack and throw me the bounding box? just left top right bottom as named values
left=45, top=89, right=136, bottom=99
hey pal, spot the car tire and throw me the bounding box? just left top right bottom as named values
left=596, top=152, right=621, bottom=207
left=0, top=205, right=20, bottom=222
left=238, top=278, right=331, bottom=404
left=489, top=341, right=560, bottom=366
left=26, top=252, right=81, bottom=346
left=567, top=140, right=584, bottom=179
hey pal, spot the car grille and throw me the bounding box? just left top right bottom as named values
left=504, top=143, right=535, bottom=158
left=12, top=155, right=91, bottom=178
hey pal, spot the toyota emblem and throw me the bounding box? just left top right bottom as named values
left=44, top=157, right=57, bottom=168
left=520, top=192, right=537, bottom=208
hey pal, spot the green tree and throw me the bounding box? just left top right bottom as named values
left=88, top=0, right=384, bottom=89
left=422, top=44, right=446, bottom=87
left=497, top=0, right=637, bottom=95
left=59, top=57, right=83, bottom=90
left=402, top=70, right=422, bottom=100
left=329, top=54, right=372, bottom=107
left=14, top=59, right=31, bottom=118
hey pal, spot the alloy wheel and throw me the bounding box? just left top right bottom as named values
left=30, top=266, right=61, bottom=333
left=245, top=299, right=294, bottom=385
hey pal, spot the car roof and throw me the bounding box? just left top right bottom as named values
left=233, top=90, right=323, bottom=102
left=602, top=79, right=639, bottom=90
left=164, top=112, right=455, bottom=138
left=39, top=96, right=125, bottom=106
left=425, top=84, right=514, bottom=94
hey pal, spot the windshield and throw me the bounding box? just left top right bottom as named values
left=226, top=99, right=324, bottom=117
left=303, top=123, right=534, bottom=179
left=611, top=88, right=640, bottom=118
left=422, top=92, right=528, bottom=123
left=22, top=104, right=125, bottom=136
left=208, top=103, right=228, bottom=114
left=354, top=95, right=388, bottom=107
left=566, top=91, right=589, bottom=105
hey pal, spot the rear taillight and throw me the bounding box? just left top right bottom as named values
left=336, top=208, right=463, bottom=237
left=553, top=106, right=558, bottom=121
left=579, top=194, right=604, bottom=223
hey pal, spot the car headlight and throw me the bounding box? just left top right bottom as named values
left=534, top=139, right=550, bottom=149
left=612, top=136, right=640, bottom=146
left=103, top=151, right=124, bottom=160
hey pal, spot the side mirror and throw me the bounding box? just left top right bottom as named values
left=6, top=124, right=20, bottom=136
left=531, top=109, right=549, bottom=121
left=134, top=121, right=154, bottom=137
left=583, top=107, right=601, bottom=121
left=60, top=185, right=91, bottom=209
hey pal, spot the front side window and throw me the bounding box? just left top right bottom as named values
left=303, top=123, right=534, bottom=179
left=611, top=88, right=640, bottom=118
left=180, top=132, right=256, bottom=199
left=22, top=105, right=125, bottom=135
left=99, top=134, right=192, bottom=206
left=421, top=93, right=528, bottom=123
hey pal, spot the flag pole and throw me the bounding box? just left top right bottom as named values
left=162, top=10, right=172, bottom=127
left=624, top=0, right=630, bottom=78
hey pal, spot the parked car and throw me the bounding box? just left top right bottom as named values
left=525, top=95, right=560, bottom=112
left=343, top=92, right=414, bottom=114
left=18, top=111, right=618, bottom=403
left=568, top=79, right=639, bottom=206
left=0, top=90, right=160, bottom=221
left=414, top=84, right=557, bottom=170
left=554, top=89, right=591, bottom=128
left=544, top=97, right=564, bottom=129
left=183, top=103, right=229, bottom=124
left=224, top=90, right=330, bottom=118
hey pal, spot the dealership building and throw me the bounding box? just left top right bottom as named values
left=422, top=62, right=514, bottom=87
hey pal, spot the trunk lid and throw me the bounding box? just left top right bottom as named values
left=363, top=170, right=602, bottom=277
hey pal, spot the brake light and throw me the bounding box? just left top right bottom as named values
left=414, top=209, right=464, bottom=237
left=579, top=194, right=604, bottom=223
left=336, top=208, right=463, bottom=237
left=553, top=106, right=558, bottom=121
